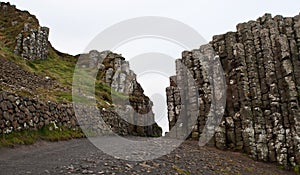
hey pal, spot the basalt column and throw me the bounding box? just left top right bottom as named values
left=167, top=13, right=300, bottom=167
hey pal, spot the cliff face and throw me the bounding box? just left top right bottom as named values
left=76, top=50, right=162, bottom=136
left=167, top=13, right=300, bottom=167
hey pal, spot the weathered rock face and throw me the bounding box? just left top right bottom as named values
left=0, top=2, right=49, bottom=60
left=167, top=13, right=300, bottom=167
left=14, top=23, right=49, bottom=60
left=75, top=50, right=162, bottom=137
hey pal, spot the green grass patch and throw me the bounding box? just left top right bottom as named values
left=55, top=91, right=73, bottom=102
left=0, top=125, right=85, bottom=148
left=26, top=48, right=76, bottom=87
left=0, top=45, right=114, bottom=105
left=295, top=165, right=300, bottom=174
left=172, top=165, right=191, bottom=175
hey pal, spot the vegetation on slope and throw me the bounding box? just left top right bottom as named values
left=0, top=123, right=84, bottom=147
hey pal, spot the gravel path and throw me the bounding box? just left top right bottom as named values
left=0, top=137, right=296, bottom=175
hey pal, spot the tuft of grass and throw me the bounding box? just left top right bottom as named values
left=55, top=91, right=73, bottom=102
left=0, top=124, right=85, bottom=148
left=295, top=165, right=300, bottom=174
left=172, top=165, right=191, bottom=175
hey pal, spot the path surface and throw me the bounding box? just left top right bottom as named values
left=0, top=137, right=296, bottom=175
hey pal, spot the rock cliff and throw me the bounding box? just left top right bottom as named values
left=167, top=13, right=300, bottom=167
left=76, top=50, right=162, bottom=136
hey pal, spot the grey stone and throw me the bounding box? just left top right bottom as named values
left=14, top=23, right=49, bottom=60
left=167, top=13, right=300, bottom=167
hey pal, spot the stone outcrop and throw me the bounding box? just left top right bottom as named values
left=76, top=50, right=162, bottom=136
left=167, top=13, right=300, bottom=167
left=166, top=45, right=225, bottom=142
left=14, top=23, right=49, bottom=60
left=0, top=2, right=49, bottom=60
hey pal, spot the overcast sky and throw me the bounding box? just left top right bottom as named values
left=6, top=0, right=300, bottom=133
left=7, top=0, right=300, bottom=55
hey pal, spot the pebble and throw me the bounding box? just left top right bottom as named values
left=27, top=139, right=294, bottom=175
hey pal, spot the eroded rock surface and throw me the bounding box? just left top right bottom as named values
left=76, top=50, right=162, bottom=137
left=14, top=23, right=49, bottom=60
left=167, top=13, right=300, bottom=167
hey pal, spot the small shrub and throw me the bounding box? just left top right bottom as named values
left=295, top=165, right=299, bottom=174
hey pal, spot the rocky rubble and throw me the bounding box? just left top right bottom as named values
left=167, top=13, right=300, bottom=167
left=0, top=138, right=294, bottom=175
left=0, top=56, right=57, bottom=93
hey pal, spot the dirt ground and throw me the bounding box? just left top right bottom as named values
left=0, top=137, right=296, bottom=175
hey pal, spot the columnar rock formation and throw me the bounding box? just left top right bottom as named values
left=0, top=2, right=49, bottom=60
left=167, top=13, right=300, bottom=167
left=0, top=49, right=162, bottom=137
left=77, top=50, right=162, bottom=136
left=14, top=23, right=49, bottom=60
left=166, top=45, right=224, bottom=140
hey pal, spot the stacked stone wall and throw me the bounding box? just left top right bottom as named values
left=0, top=90, right=161, bottom=137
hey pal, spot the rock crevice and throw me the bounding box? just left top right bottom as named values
left=166, top=13, right=300, bottom=167
left=14, top=23, right=49, bottom=60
